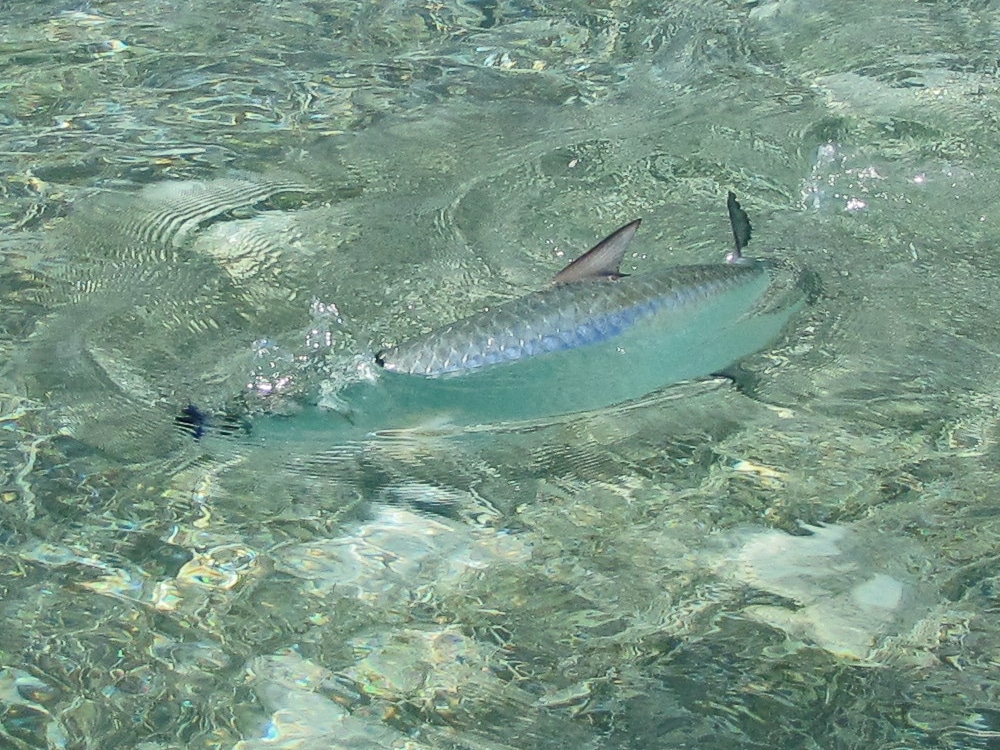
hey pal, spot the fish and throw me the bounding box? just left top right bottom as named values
left=252, top=193, right=799, bottom=445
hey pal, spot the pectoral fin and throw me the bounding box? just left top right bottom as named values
left=727, top=191, right=753, bottom=263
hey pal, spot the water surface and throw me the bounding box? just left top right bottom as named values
left=1, top=1, right=999, bottom=748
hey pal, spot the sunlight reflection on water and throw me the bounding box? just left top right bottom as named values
left=1, top=0, right=1000, bottom=747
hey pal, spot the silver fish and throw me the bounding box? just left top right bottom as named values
left=252, top=193, right=799, bottom=445
left=375, top=223, right=759, bottom=377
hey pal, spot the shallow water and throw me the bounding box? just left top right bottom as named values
left=2, top=1, right=1000, bottom=748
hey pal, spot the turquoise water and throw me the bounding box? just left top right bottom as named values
left=2, top=1, right=1000, bottom=748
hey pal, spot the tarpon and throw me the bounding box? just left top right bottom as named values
left=251, top=193, right=798, bottom=444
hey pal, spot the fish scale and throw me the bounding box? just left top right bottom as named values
left=377, top=262, right=763, bottom=377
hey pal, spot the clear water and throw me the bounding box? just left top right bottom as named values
left=2, top=1, right=1000, bottom=748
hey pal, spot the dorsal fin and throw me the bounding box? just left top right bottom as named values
left=726, top=191, right=752, bottom=264
left=551, top=219, right=641, bottom=284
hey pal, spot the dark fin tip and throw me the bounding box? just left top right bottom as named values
left=727, top=191, right=752, bottom=262
left=373, top=350, right=386, bottom=368
left=175, top=403, right=208, bottom=440
left=175, top=404, right=251, bottom=440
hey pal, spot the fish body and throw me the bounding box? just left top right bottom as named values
left=253, top=194, right=798, bottom=444
left=376, top=261, right=765, bottom=377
